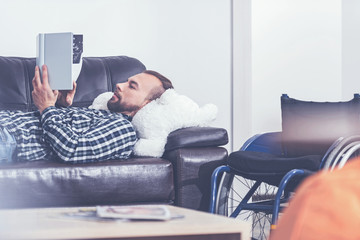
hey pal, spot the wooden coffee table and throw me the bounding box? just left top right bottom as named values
left=0, top=205, right=250, bottom=240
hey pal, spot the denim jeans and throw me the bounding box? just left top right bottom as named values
left=0, top=127, right=16, bottom=163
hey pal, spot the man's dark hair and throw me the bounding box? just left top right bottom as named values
left=143, top=70, right=174, bottom=101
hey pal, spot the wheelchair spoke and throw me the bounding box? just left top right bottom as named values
left=227, top=197, right=240, bottom=204
left=236, top=176, right=253, bottom=189
left=215, top=173, right=273, bottom=240
left=238, top=210, right=253, bottom=222
left=252, top=213, right=271, bottom=240
left=230, top=187, right=243, bottom=200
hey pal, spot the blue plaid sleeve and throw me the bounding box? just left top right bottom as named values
left=40, top=107, right=137, bottom=163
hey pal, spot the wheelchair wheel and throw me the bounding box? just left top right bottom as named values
left=215, top=172, right=277, bottom=240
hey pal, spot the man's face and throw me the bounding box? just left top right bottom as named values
left=107, top=73, right=162, bottom=116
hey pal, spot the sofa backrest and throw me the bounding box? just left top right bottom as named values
left=0, top=56, right=146, bottom=111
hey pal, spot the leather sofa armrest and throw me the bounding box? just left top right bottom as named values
left=163, top=127, right=228, bottom=212
left=165, top=127, right=228, bottom=152
left=163, top=146, right=227, bottom=212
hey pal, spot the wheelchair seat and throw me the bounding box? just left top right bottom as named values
left=209, top=93, right=360, bottom=240
left=228, top=151, right=322, bottom=186
left=229, top=151, right=321, bottom=174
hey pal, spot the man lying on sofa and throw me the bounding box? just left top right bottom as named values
left=0, top=65, right=173, bottom=164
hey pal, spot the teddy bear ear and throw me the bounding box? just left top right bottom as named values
left=89, top=92, right=113, bottom=110
left=198, top=104, right=218, bottom=126
left=157, top=89, right=176, bottom=104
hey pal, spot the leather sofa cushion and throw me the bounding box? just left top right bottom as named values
left=73, top=56, right=146, bottom=108
left=0, top=157, right=174, bottom=208
left=0, top=57, right=33, bottom=111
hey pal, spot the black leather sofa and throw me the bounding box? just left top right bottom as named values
left=0, top=56, right=228, bottom=212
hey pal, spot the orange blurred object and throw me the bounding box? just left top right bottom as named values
left=270, top=157, right=360, bottom=240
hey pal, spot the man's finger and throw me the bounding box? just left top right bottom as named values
left=41, top=65, right=50, bottom=87
left=71, top=81, right=77, bottom=94
left=53, top=90, right=59, bottom=99
left=32, top=66, right=41, bottom=88
left=66, top=96, right=72, bottom=105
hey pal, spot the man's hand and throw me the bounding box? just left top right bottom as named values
left=32, top=65, right=59, bottom=114
left=56, top=81, right=77, bottom=107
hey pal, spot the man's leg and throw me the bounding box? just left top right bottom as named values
left=0, top=127, right=16, bottom=163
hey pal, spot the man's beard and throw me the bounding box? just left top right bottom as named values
left=107, top=96, right=140, bottom=114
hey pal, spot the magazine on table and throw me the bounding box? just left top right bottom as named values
left=96, top=205, right=172, bottom=221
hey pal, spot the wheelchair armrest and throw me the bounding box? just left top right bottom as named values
left=240, top=131, right=284, bottom=155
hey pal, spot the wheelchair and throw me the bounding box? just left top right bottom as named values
left=209, top=94, right=360, bottom=240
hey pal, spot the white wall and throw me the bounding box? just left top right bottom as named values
left=2, top=0, right=351, bottom=152
left=249, top=0, right=342, bottom=139
left=0, top=0, right=232, bottom=149
left=233, top=0, right=342, bottom=150
left=232, top=0, right=252, bottom=150
left=342, top=0, right=360, bottom=99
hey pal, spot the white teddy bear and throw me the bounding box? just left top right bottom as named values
left=89, top=89, right=217, bottom=157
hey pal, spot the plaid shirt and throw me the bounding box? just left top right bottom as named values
left=0, top=107, right=137, bottom=163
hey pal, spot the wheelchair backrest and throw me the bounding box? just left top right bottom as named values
left=281, top=94, right=360, bottom=157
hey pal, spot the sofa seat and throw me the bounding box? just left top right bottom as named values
left=0, top=158, right=174, bottom=208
